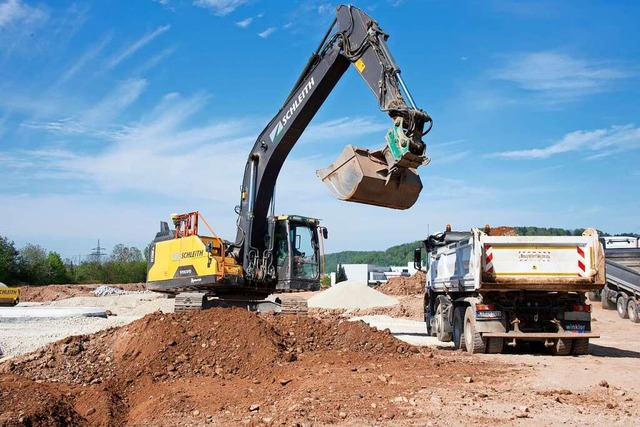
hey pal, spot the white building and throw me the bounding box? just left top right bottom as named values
left=332, top=262, right=417, bottom=286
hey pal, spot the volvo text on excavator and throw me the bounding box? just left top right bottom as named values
left=146, top=5, right=432, bottom=312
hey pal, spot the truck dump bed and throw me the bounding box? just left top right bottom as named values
left=428, top=228, right=605, bottom=293
left=480, top=230, right=605, bottom=291
left=605, top=248, right=640, bottom=294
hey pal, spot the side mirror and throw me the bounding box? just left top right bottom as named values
left=413, top=247, right=422, bottom=269
left=321, top=227, right=328, bottom=239
left=206, top=242, right=213, bottom=253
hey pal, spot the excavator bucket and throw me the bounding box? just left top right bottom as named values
left=316, top=145, right=423, bottom=210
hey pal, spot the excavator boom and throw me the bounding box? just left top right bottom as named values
left=233, top=5, right=432, bottom=278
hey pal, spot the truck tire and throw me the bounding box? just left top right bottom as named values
left=601, top=285, right=614, bottom=310
left=452, top=306, right=466, bottom=351
left=435, top=303, right=452, bottom=342
left=424, top=297, right=434, bottom=337
left=628, top=299, right=640, bottom=323
left=572, top=339, right=589, bottom=355
left=617, top=295, right=629, bottom=319
left=586, top=291, right=600, bottom=302
left=550, top=338, right=572, bottom=356
left=464, top=306, right=486, bottom=354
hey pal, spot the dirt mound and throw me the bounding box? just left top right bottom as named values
left=0, top=374, right=87, bottom=426
left=20, top=285, right=97, bottom=302
left=1, top=308, right=425, bottom=425
left=20, top=283, right=147, bottom=302
left=489, top=226, right=518, bottom=236
left=378, top=270, right=426, bottom=295
left=3, top=308, right=415, bottom=386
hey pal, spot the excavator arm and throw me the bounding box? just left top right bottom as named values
left=232, top=5, right=432, bottom=281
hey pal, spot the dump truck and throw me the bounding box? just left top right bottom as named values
left=0, top=282, right=21, bottom=307
left=415, top=226, right=605, bottom=355
left=146, top=5, right=432, bottom=312
left=599, top=236, right=640, bottom=322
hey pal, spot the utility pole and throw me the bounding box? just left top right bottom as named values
left=90, top=239, right=107, bottom=263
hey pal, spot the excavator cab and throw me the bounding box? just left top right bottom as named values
left=272, top=215, right=324, bottom=291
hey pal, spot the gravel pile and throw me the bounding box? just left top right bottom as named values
left=92, top=285, right=128, bottom=296
left=308, top=280, right=399, bottom=309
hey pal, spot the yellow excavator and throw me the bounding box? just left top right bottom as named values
left=146, top=5, right=432, bottom=312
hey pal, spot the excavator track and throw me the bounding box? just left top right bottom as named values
left=278, top=296, right=309, bottom=316
left=173, top=292, right=309, bottom=315
left=175, top=292, right=207, bottom=313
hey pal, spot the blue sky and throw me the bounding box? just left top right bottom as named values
left=1, top=0, right=639, bottom=260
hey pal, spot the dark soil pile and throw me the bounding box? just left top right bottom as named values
left=378, top=270, right=426, bottom=295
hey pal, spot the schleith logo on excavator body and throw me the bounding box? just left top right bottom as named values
left=269, top=77, right=315, bottom=143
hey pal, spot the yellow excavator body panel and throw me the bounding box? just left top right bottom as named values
left=147, top=234, right=242, bottom=293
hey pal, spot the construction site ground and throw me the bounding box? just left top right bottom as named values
left=1, top=283, right=639, bottom=426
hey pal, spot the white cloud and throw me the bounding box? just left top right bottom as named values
left=133, top=46, right=176, bottom=75
left=300, top=117, right=388, bottom=144
left=194, top=0, right=247, bottom=16
left=258, top=27, right=276, bottom=39
left=490, top=124, right=640, bottom=160
left=235, top=17, right=252, bottom=28
left=494, top=51, right=630, bottom=103
left=83, top=78, right=148, bottom=124
left=0, top=0, right=46, bottom=28
left=0, top=0, right=48, bottom=54
left=107, top=24, right=171, bottom=69
left=57, top=34, right=112, bottom=85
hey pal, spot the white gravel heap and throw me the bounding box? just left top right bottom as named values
left=92, top=285, right=128, bottom=296
left=308, top=280, right=399, bottom=309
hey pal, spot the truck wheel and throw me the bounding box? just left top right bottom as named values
left=572, top=339, right=589, bottom=355
left=486, top=338, right=503, bottom=354
left=424, top=298, right=434, bottom=336
left=617, top=295, right=629, bottom=319
left=628, top=299, right=640, bottom=323
left=435, top=303, right=452, bottom=342
left=586, top=291, right=600, bottom=302
left=601, top=286, right=614, bottom=310
left=464, top=307, right=486, bottom=354
left=550, top=338, right=572, bottom=356
left=452, top=306, right=466, bottom=351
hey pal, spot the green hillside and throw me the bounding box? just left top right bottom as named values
left=324, top=241, right=421, bottom=274
left=322, top=226, right=626, bottom=273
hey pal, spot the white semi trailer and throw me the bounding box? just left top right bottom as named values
left=415, top=227, right=606, bottom=355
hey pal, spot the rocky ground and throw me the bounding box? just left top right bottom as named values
left=0, top=283, right=638, bottom=426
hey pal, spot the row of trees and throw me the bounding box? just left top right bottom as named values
left=0, top=236, right=147, bottom=286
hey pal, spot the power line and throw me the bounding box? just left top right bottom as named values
left=90, top=239, right=107, bottom=263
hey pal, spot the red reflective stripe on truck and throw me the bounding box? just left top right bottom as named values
left=484, top=244, right=494, bottom=273
left=576, top=246, right=586, bottom=277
